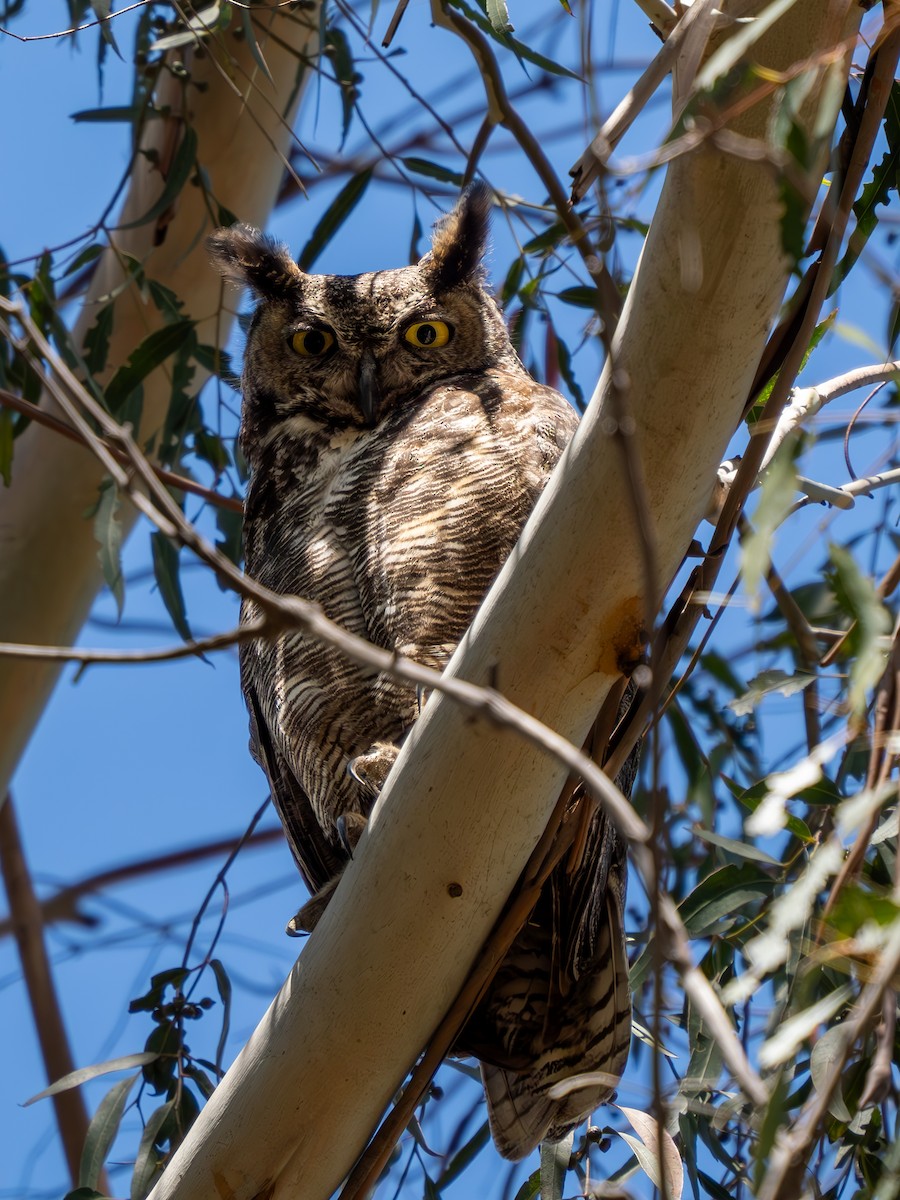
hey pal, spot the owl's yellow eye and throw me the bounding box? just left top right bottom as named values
left=403, top=320, right=452, bottom=349
left=291, top=328, right=335, bottom=357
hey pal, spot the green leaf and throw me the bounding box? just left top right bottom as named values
left=79, top=1074, right=140, bottom=1189
left=728, top=668, right=817, bottom=717
left=741, top=445, right=798, bottom=605
left=216, top=502, right=244, bottom=567
left=833, top=81, right=900, bottom=290
left=93, top=480, right=124, bottom=618
left=24, top=1053, right=158, bottom=1106
left=90, top=0, right=122, bottom=57
left=151, top=533, right=193, bottom=642
left=556, top=285, right=604, bottom=310
left=71, top=106, right=143, bottom=123
left=149, top=3, right=227, bottom=52
left=239, top=3, right=274, bottom=84
left=616, top=1107, right=684, bottom=1200
left=693, top=827, right=782, bottom=867
left=118, top=125, right=198, bottom=231
left=324, top=26, right=360, bottom=147
left=129, top=966, right=192, bottom=1013
left=539, top=1130, right=573, bottom=1200
left=435, top=1122, right=490, bottom=1188
left=130, top=1101, right=173, bottom=1200
left=63, top=244, right=104, bottom=276
left=485, top=0, right=512, bottom=33
left=522, top=220, right=568, bottom=255
left=693, top=0, right=801, bottom=94
left=446, top=0, right=581, bottom=80
left=298, top=169, right=374, bottom=272
left=209, top=958, right=232, bottom=1077
left=809, top=1024, right=853, bottom=1123
left=827, top=542, right=891, bottom=713
left=103, top=320, right=196, bottom=414
left=0, top=407, right=13, bottom=486
left=401, top=157, right=466, bottom=187
left=83, top=303, right=114, bottom=376
left=512, top=1169, right=541, bottom=1200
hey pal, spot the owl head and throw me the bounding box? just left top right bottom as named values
left=208, top=183, right=520, bottom=462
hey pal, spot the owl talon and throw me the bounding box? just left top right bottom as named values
left=336, top=811, right=368, bottom=857
left=286, top=873, right=343, bottom=936
left=348, top=741, right=399, bottom=798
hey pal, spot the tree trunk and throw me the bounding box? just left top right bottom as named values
left=144, top=4, right=862, bottom=1199
left=0, top=6, right=318, bottom=796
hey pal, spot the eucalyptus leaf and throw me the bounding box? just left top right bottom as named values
left=79, top=1074, right=140, bottom=1189
left=24, top=1053, right=158, bottom=1106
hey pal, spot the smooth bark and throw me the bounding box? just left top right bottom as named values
left=0, top=6, right=318, bottom=796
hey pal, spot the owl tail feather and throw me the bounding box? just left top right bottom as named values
left=480, top=887, right=631, bottom=1161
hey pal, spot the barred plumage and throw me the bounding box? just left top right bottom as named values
left=209, top=184, right=633, bottom=1160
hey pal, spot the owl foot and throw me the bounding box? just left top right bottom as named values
left=348, top=740, right=399, bottom=798
left=286, top=874, right=342, bottom=936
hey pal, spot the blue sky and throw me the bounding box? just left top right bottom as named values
left=1, top=4, right=896, bottom=1200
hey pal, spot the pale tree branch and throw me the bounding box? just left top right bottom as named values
left=0, top=1, right=320, bottom=802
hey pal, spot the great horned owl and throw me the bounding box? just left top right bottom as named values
left=208, top=185, right=632, bottom=1161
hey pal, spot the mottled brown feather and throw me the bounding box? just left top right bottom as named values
left=210, top=185, right=634, bottom=1161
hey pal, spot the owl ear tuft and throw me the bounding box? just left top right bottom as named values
left=421, top=182, right=492, bottom=291
left=207, top=224, right=303, bottom=299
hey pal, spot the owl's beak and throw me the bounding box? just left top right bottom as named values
left=357, top=350, right=380, bottom=428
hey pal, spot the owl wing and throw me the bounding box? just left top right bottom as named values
left=244, top=679, right=345, bottom=897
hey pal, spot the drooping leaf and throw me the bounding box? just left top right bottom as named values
left=130, top=1100, right=174, bottom=1200
left=741, top=444, right=799, bottom=606
left=693, top=827, right=782, bottom=867
left=401, top=157, right=466, bottom=187
left=23, top=1053, right=158, bottom=1106
left=809, top=1024, right=854, bottom=1123
left=118, top=125, right=199, bottom=231
left=758, top=985, right=853, bottom=1069
left=71, top=105, right=144, bottom=123
left=93, top=479, right=125, bottom=617
left=103, top=320, right=196, bottom=414
left=79, top=1074, right=140, bottom=1189
left=209, top=958, right=232, bottom=1078
left=298, top=168, right=374, bottom=272
left=556, top=285, right=604, bottom=310
left=616, top=1107, right=684, bottom=1200
left=446, top=0, right=581, bottom=80
left=435, top=1122, right=490, bottom=1189
left=833, top=80, right=900, bottom=290
left=151, top=532, right=193, bottom=642
left=728, top=668, right=818, bottom=716
left=512, top=1169, right=541, bottom=1200
left=827, top=542, right=891, bottom=714
left=325, top=26, right=361, bottom=147
left=539, top=1129, right=573, bottom=1200
left=83, top=303, right=114, bottom=376
left=148, top=3, right=227, bottom=52
left=90, top=0, right=122, bottom=57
